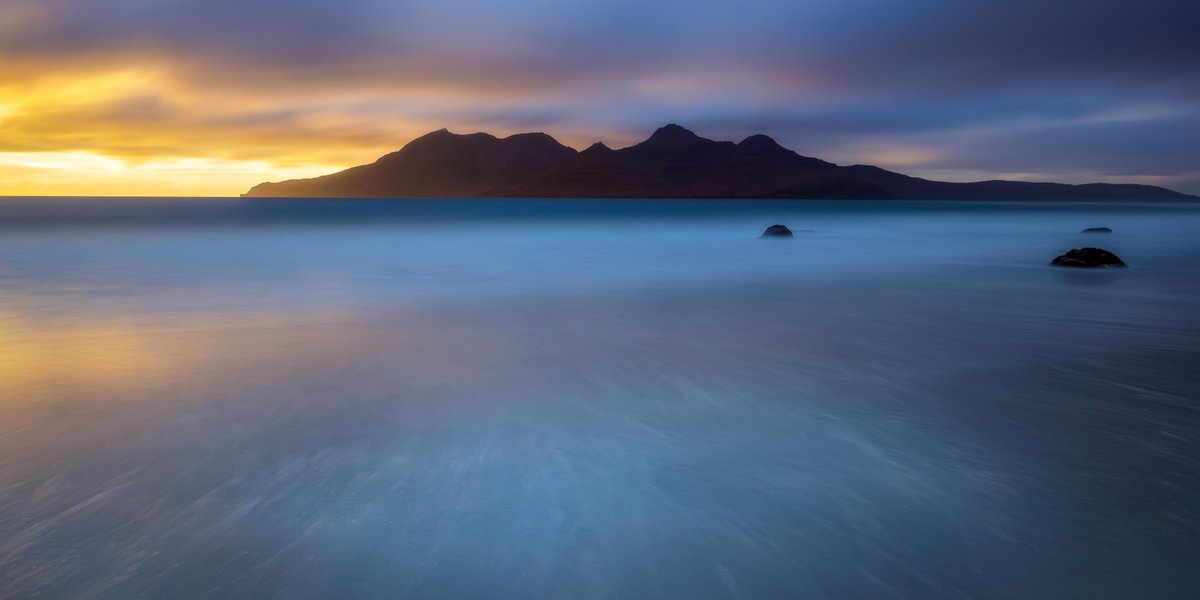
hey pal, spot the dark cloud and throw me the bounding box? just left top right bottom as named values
left=10, top=0, right=1196, bottom=87
left=1, top=0, right=1197, bottom=193
left=934, top=112, right=1200, bottom=176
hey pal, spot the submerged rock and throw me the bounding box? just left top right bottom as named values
left=1082, top=227, right=1113, bottom=233
left=761, top=224, right=794, bottom=238
left=1051, top=247, right=1126, bottom=268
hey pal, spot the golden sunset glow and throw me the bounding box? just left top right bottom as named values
left=0, top=319, right=171, bottom=401
left=0, top=0, right=1196, bottom=196
left=0, top=65, right=391, bottom=195
left=0, top=307, right=371, bottom=402
left=0, top=60, right=645, bottom=196
left=0, top=152, right=343, bottom=196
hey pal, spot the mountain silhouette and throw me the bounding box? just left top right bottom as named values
left=244, top=129, right=576, bottom=198
left=244, top=125, right=1194, bottom=200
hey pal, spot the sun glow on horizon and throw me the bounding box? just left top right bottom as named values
left=0, top=66, right=410, bottom=196
left=0, top=0, right=1196, bottom=196
left=0, top=151, right=347, bottom=197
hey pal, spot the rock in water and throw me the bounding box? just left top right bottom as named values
left=1051, top=247, right=1126, bottom=268
left=1082, top=227, right=1113, bottom=233
left=761, top=224, right=794, bottom=238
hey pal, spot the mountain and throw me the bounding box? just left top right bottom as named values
left=243, top=129, right=577, bottom=198
left=243, top=124, right=1195, bottom=200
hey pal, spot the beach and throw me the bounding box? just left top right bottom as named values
left=1, top=198, right=1198, bottom=599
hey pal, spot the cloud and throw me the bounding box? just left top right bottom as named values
left=0, top=0, right=1196, bottom=195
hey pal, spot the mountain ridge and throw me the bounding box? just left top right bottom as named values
left=243, top=125, right=1196, bottom=200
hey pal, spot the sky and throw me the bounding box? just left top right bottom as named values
left=1, top=0, right=1197, bottom=196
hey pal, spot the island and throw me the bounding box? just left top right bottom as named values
left=244, top=125, right=1195, bottom=201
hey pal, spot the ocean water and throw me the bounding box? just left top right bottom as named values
left=0, top=197, right=1198, bottom=599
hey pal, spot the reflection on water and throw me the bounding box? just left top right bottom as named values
left=1051, top=266, right=1126, bottom=287
left=1, top=199, right=1199, bottom=599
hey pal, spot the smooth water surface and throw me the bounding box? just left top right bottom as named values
left=1, top=198, right=1198, bottom=599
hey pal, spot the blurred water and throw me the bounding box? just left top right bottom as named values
left=1, top=198, right=1198, bottom=599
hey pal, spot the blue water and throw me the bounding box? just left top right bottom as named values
left=1, top=198, right=1198, bottom=599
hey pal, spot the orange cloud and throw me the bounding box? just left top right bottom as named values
left=1, top=0, right=1195, bottom=196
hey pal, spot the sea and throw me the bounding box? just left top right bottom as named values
left=1, top=197, right=1197, bottom=599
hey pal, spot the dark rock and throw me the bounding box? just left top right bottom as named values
left=761, top=224, right=794, bottom=238
left=1082, top=227, right=1113, bottom=233
left=1050, top=247, right=1126, bottom=268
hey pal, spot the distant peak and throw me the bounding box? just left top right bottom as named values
left=391, top=128, right=496, bottom=159
left=409, top=128, right=455, bottom=143
left=657, top=123, right=693, bottom=134
left=739, top=134, right=780, bottom=148
left=640, top=123, right=707, bottom=148
left=504, top=131, right=551, bottom=140
left=407, top=128, right=506, bottom=146
left=582, top=141, right=613, bottom=154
